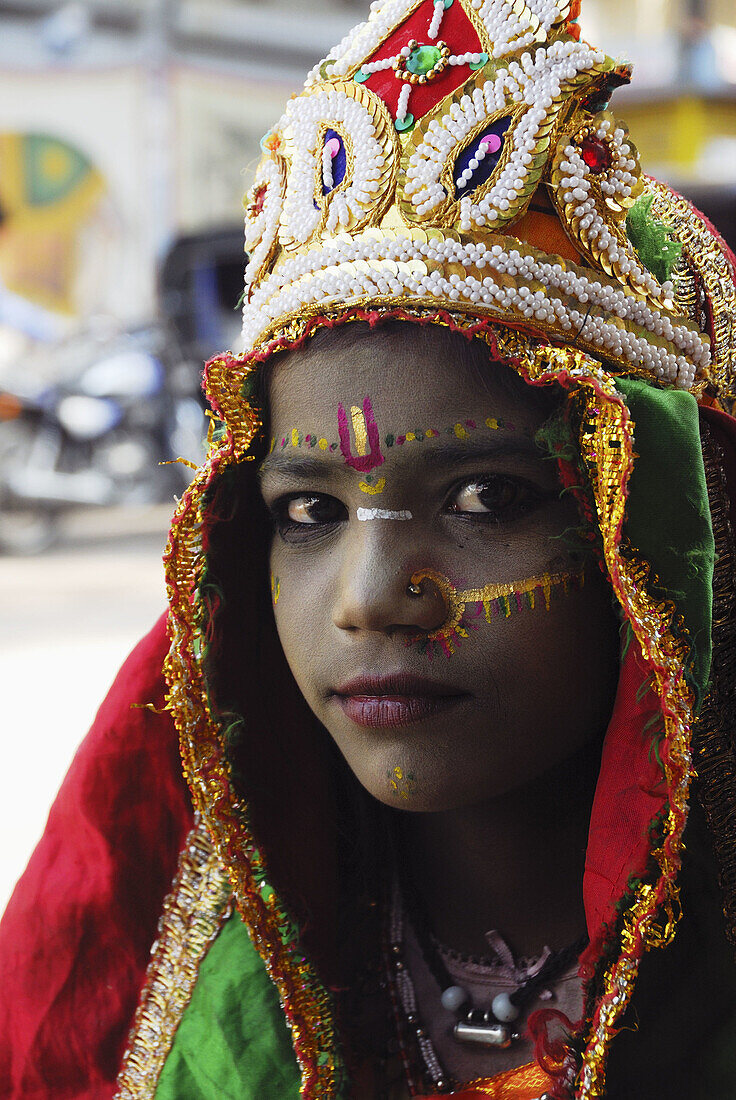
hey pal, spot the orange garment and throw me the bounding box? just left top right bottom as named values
left=420, top=1061, right=553, bottom=1098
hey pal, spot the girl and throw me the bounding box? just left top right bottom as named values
left=3, top=1, right=736, bottom=1096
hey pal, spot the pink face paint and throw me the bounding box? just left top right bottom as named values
left=338, top=396, right=385, bottom=474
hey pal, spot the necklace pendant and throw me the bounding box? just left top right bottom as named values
left=454, top=1012, right=514, bottom=1048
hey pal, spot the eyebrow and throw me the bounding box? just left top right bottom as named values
left=415, top=437, right=542, bottom=470
left=258, top=436, right=542, bottom=479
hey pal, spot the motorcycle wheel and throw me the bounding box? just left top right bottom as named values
left=0, top=421, right=58, bottom=555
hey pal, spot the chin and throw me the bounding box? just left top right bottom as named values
left=363, top=769, right=492, bottom=814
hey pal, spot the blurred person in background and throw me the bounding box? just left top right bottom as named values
left=680, top=5, right=721, bottom=92
left=2, top=1, right=736, bottom=1098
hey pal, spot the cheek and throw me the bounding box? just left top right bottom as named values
left=486, top=575, right=620, bottom=757
left=269, top=555, right=332, bottom=705
left=415, top=580, right=618, bottom=801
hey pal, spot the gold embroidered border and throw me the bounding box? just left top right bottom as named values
left=569, top=372, right=694, bottom=1099
left=163, top=371, right=346, bottom=1097
left=114, top=815, right=233, bottom=1098
left=648, top=177, right=736, bottom=399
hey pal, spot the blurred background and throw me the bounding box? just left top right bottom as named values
left=1, top=0, right=735, bottom=913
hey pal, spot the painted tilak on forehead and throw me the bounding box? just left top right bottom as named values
left=268, top=410, right=527, bottom=458
left=338, top=395, right=387, bottom=494
left=267, top=395, right=534, bottom=495
left=338, top=396, right=385, bottom=473
left=407, top=566, right=586, bottom=659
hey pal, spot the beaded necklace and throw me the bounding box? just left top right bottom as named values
left=383, top=879, right=587, bottom=1095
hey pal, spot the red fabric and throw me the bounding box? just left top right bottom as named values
left=364, top=0, right=480, bottom=122
left=0, top=614, right=193, bottom=1100
left=583, top=638, right=666, bottom=938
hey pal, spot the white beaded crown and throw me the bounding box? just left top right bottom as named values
left=241, top=0, right=736, bottom=395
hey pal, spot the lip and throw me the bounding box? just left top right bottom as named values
left=331, top=673, right=468, bottom=729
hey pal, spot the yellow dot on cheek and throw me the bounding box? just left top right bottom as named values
left=318, top=438, right=329, bottom=450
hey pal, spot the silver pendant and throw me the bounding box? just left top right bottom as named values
left=453, top=1010, right=518, bottom=1048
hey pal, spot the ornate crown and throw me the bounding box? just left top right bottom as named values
left=241, top=0, right=736, bottom=396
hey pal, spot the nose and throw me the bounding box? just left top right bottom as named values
left=332, top=526, right=448, bottom=636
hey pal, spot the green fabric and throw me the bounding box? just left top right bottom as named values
left=616, top=378, right=714, bottom=704
left=155, top=911, right=301, bottom=1100
left=625, top=193, right=683, bottom=284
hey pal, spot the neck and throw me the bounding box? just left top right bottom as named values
left=392, top=741, right=600, bottom=960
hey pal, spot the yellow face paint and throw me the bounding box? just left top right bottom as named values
left=406, top=567, right=585, bottom=658
left=270, top=573, right=280, bottom=605
left=388, top=765, right=416, bottom=801
left=358, top=477, right=387, bottom=495
left=272, top=414, right=526, bottom=458
left=350, top=404, right=370, bottom=457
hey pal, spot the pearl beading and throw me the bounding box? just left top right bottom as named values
left=471, top=0, right=572, bottom=59
left=388, top=881, right=447, bottom=1090
left=428, top=0, right=446, bottom=40
left=404, top=40, right=606, bottom=227
left=456, top=133, right=501, bottom=189
left=241, top=232, right=709, bottom=387
left=305, top=0, right=418, bottom=85
left=449, top=51, right=485, bottom=65
left=552, top=120, right=672, bottom=305
left=346, top=1, right=490, bottom=131
left=322, top=137, right=341, bottom=191
left=243, top=158, right=283, bottom=292
left=397, top=82, right=413, bottom=123
left=278, top=88, right=391, bottom=244
left=306, top=0, right=573, bottom=87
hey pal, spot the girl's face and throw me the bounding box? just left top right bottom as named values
left=260, top=324, right=619, bottom=812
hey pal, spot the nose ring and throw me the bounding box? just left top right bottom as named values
left=405, top=569, right=458, bottom=643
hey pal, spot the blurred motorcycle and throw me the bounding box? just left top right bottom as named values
left=0, top=325, right=206, bottom=554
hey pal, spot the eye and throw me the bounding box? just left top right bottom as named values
left=286, top=494, right=344, bottom=524
left=448, top=477, right=540, bottom=520
left=272, top=492, right=347, bottom=540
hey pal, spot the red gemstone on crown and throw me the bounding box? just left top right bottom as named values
left=580, top=136, right=613, bottom=173
left=249, top=184, right=267, bottom=216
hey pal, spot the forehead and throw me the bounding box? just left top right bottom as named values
left=266, top=323, right=549, bottom=432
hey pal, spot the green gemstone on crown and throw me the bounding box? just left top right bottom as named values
left=406, top=44, right=442, bottom=76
